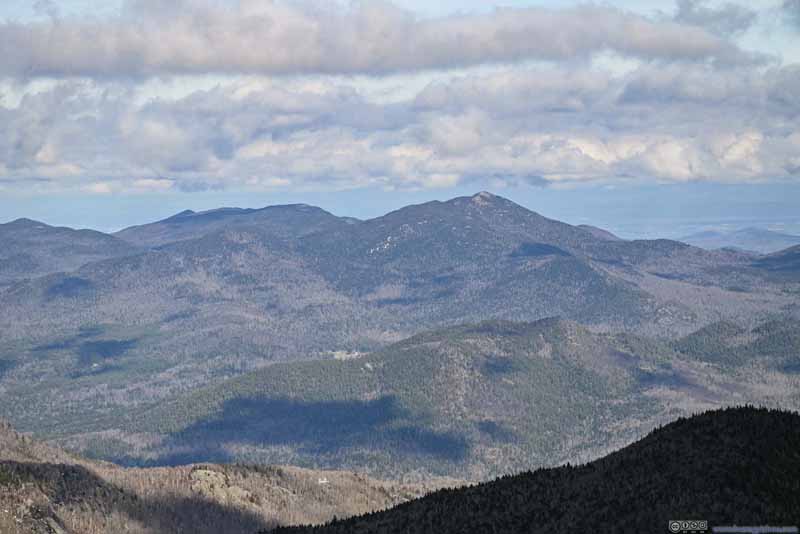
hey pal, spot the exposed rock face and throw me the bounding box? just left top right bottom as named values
left=0, top=422, right=454, bottom=534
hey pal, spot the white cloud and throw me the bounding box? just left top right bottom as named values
left=425, top=110, right=488, bottom=156
left=84, top=182, right=114, bottom=194
left=0, top=0, right=753, bottom=79
left=132, top=178, right=174, bottom=191
left=0, top=2, right=797, bottom=194
left=1, top=61, right=799, bottom=193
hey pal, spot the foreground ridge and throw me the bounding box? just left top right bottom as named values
left=272, top=407, right=800, bottom=534
left=0, top=419, right=452, bottom=534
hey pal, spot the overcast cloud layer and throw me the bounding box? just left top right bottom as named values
left=0, top=0, right=753, bottom=78
left=1, top=0, right=798, bottom=194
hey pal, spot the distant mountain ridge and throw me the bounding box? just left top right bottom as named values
left=115, top=203, right=348, bottom=247
left=273, top=407, right=800, bottom=534
left=680, top=226, right=800, bottom=253
left=0, top=218, right=136, bottom=284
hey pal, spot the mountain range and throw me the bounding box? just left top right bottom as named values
left=0, top=192, right=798, bottom=477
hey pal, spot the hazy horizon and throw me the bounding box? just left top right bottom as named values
left=3, top=182, right=800, bottom=241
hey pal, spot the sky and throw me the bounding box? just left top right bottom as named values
left=0, top=0, right=799, bottom=237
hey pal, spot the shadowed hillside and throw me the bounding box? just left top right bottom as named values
left=754, top=245, right=800, bottom=280
left=272, top=407, right=800, bottom=534
left=0, top=420, right=453, bottom=534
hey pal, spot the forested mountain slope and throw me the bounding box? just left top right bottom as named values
left=51, top=318, right=800, bottom=481
left=273, top=407, right=800, bottom=534
left=577, top=224, right=623, bottom=241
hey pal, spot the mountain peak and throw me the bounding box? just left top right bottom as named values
left=4, top=218, right=51, bottom=229
left=470, top=191, right=497, bottom=205
left=162, top=209, right=197, bottom=222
